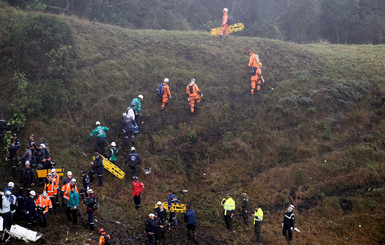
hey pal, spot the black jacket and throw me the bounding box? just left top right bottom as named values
left=154, top=207, right=168, bottom=224
left=24, top=196, right=36, bottom=213
left=145, top=218, right=160, bottom=234
left=83, top=174, right=90, bottom=190
left=283, top=210, right=295, bottom=227
left=93, top=156, right=104, bottom=174
left=125, top=152, right=142, bottom=167
left=20, top=167, right=36, bottom=186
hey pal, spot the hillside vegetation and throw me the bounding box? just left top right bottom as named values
left=1, top=4, right=385, bottom=244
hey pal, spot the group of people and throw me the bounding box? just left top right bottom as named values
left=221, top=192, right=296, bottom=244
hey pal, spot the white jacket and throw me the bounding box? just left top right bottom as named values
left=125, top=107, right=135, bottom=120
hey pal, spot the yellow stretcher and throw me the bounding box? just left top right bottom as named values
left=36, top=168, right=64, bottom=178
left=93, top=154, right=126, bottom=180
left=154, top=202, right=187, bottom=214
left=210, top=23, right=245, bottom=36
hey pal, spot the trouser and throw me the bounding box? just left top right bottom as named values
left=134, top=113, right=141, bottom=127
left=224, top=215, right=233, bottom=231
left=219, top=24, right=229, bottom=37
left=88, top=210, right=95, bottom=229
left=130, top=165, right=138, bottom=177
left=124, top=129, right=135, bottom=145
left=89, top=169, right=103, bottom=187
left=10, top=156, right=18, bottom=176
left=0, top=129, right=4, bottom=145
left=189, top=96, right=201, bottom=113
left=70, top=208, right=78, bottom=225
left=147, top=233, right=155, bottom=245
left=38, top=212, right=48, bottom=227
left=255, top=221, right=262, bottom=242
left=251, top=68, right=263, bottom=94
left=170, top=212, right=178, bottom=226
left=134, top=195, right=141, bottom=209
left=63, top=199, right=72, bottom=221
left=3, top=211, right=13, bottom=228
left=242, top=210, right=249, bottom=226
left=282, top=225, right=293, bottom=242
left=27, top=210, right=38, bottom=227
left=49, top=196, right=57, bottom=213
left=96, top=137, right=107, bottom=155
left=186, top=224, right=197, bottom=242
left=161, top=96, right=169, bottom=110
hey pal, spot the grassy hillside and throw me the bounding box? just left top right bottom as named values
left=1, top=5, right=385, bottom=244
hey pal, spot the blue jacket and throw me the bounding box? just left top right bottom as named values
left=93, top=156, right=104, bottom=174
left=125, top=152, right=142, bottom=167
left=68, top=190, right=79, bottom=208
left=24, top=196, right=36, bottom=213
left=121, top=117, right=135, bottom=131
left=184, top=209, right=197, bottom=226
left=168, top=193, right=178, bottom=207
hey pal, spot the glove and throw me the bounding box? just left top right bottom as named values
left=258, top=62, right=263, bottom=67
left=262, top=78, right=265, bottom=83
left=169, top=96, right=172, bottom=99
left=74, top=206, right=77, bottom=209
left=187, top=98, right=190, bottom=102
left=26, top=211, right=29, bottom=214
left=282, top=223, right=284, bottom=228
left=5, top=157, right=8, bottom=161
left=290, top=227, right=294, bottom=231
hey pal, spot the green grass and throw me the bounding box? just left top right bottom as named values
left=1, top=4, right=385, bottom=244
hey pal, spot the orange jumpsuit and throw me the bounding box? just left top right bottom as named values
left=248, top=52, right=264, bottom=94
left=35, top=195, right=53, bottom=214
left=186, top=83, right=202, bottom=113
left=161, top=82, right=171, bottom=110
left=219, top=11, right=229, bottom=37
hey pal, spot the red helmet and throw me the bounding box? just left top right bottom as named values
left=99, top=228, right=105, bottom=234
left=248, top=50, right=252, bottom=54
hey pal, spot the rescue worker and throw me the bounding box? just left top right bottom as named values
left=87, top=121, right=109, bottom=156
left=108, top=142, right=119, bottom=165
left=219, top=8, right=229, bottom=38
left=44, top=173, right=58, bottom=213
left=184, top=205, right=197, bottom=243
left=248, top=49, right=265, bottom=95
left=68, top=185, right=79, bottom=225
left=89, top=153, right=104, bottom=187
left=28, top=134, right=37, bottom=166
left=35, top=191, right=53, bottom=227
left=241, top=190, right=250, bottom=226
left=154, top=201, right=168, bottom=240
left=20, top=161, right=36, bottom=194
left=6, top=140, right=19, bottom=176
left=62, top=178, right=78, bottom=221
left=221, top=193, right=235, bottom=232
left=131, top=94, right=143, bottom=126
left=63, top=171, right=73, bottom=186
left=11, top=133, right=20, bottom=150
left=25, top=190, right=38, bottom=228
left=122, top=113, right=136, bottom=146
left=36, top=144, right=46, bottom=170
left=282, top=204, right=295, bottom=244
left=2, top=191, right=14, bottom=228
left=186, top=78, right=203, bottom=114
left=41, top=142, right=52, bottom=168
left=167, top=189, right=179, bottom=227
left=99, top=228, right=111, bottom=245
left=0, top=113, right=5, bottom=145
left=252, top=204, right=264, bottom=243
left=145, top=213, right=164, bottom=245
left=153, top=212, right=162, bottom=243
left=125, top=147, right=142, bottom=178
left=161, top=78, right=172, bottom=111
left=51, top=168, right=60, bottom=207
left=80, top=170, right=91, bottom=201
left=4, top=182, right=16, bottom=204
left=84, top=189, right=96, bottom=230
left=21, top=144, right=32, bottom=164
left=132, top=176, right=144, bottom=209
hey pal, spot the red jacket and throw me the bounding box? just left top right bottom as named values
left=132, top=180, right=144, bottom=197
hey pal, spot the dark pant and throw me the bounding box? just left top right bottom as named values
left=50, top=197, right=57, bottom=213
left=170, top=212, right=178, bottom=226
left=124, top=129, right=135, bottom=144
left=282, top=225, right=293, bottom=242
left=255, top=221, right=262, bottom=242
left=186, top=224, right=197, bottom=242
left=70, top=208, right=78, bottom=225
left=224, top=215, right=233, bottom=231
left=130, top=165, right=138, bottom=177
left=38, top=212, right=48, bottom=227
left=135, top=114, right=141, bottom=127
left=147, top=234, right=155, bottom=245
left=63, top=200, right=72, bottom=221
left=89, top=169, right=103, bottom=187
left=242, top=210, right=249, bottom=226
left=3, top=211, right=13, bottom=227
left=27, top=210, right=38, bottom=227
left=96, top=137, right=107, bottom=155
left=88, top=210, right=95, bottom=229
left=134, top=195, right=141, bottom=209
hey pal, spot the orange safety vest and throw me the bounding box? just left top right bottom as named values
left=61, top=183, right=78, bottom=200
left=52, top=173, right=60, bottom=187
left=35, top=195, right=53, bottom=214
left=44, top=181, right=58, bottom=197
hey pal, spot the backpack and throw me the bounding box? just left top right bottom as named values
left=104, top=234, right=111, bottom=245
left=227, top=14, right=234, bottom=25
left=93, top=197, right=100, bottom=210
left=157, top=84, right=164, bottom=98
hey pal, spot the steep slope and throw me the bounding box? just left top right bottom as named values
left=1, top=5, right=385, bottom=244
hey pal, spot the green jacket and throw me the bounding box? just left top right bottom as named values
left=88, top=126, right=109, bottom=138
left=68, top=190, right=79, bottom=208
left=131, top=98, right=142, bottom=115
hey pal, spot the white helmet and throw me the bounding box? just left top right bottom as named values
left=42, top=191, right=48, bottom=197
left=29, top=190, right=36, bottom=196
left=40, top=143, right=46, bottom=148
left=5, top=191, right=11, bottom=196
left=25, top=161, right=30, bottom=165
left=131, top=147, right=136, bottom=152
left=164, top=78, right=169, bottom=83
left=71, top=178, right=77, bottom=183
left=224, top=8, right=228, bottom=12
left=111, top=142, right=116, bottom=147
left=96, top=121, right=101, bottom=125
left=191, top=78, right=196, bottom=84
left=51, top=168, right=56, bottom=174
left=157, top=201, right=162, bottom=206
left=8, top=182, right=14, bottom=189
left=149, top=213, right=155, bottom=218
left=138, top=94, right=144, bottom=100
left=67, top=171, right=72, bottom=176
left=87, top=189, right=93, bottom=194
left=289, top=204, right=295, bottom=209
